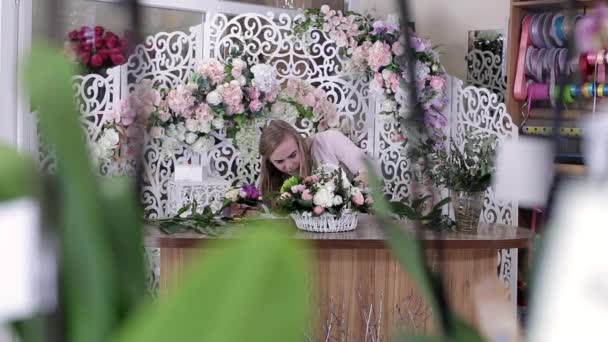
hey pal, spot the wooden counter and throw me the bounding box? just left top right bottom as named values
left=145, top=215, right=532, bottom=340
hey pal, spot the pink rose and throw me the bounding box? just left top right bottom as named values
left=430, top=76, right=445, bottom=90
left=352, top=192, right=365, bottom=206
left=310, top=175, right=320, bottom=183
left=313, top=206, right=325, bottom=215
left=301, top=189, right=313, bottom=201
left=246, top=86, right=261, bottom=101
left=367, top=41, right=392, bottom=72
left=391, top=41, right=404, bottom=56
left=265, top=89, right=278, bottom=102
left=249, top=99, right=263, bottom=112
left=231, top=67, right=242, bottom=78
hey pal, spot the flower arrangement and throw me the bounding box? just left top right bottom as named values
left=432, top=135, right=497, bottom=192
left=143, top=55, right=278, bottom=155
left=294, top=6, right=448, bottom=146
left=65, top=26, right=128, bottom=74
left=224, top=184, right=263, bottom=207
left=276, top=167, right=373, bottom=217
left=135, top=51, right=340, bottom=158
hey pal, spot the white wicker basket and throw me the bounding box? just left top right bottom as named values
left=290, top=212, right=359, bottom=233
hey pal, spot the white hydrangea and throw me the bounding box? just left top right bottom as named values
left=332, top=195, right=343, bottom=206
left=165, top=124, right=177, bottom=137
left=185, top=132, right=198, bottom=145
left=191, top=137, right=211, bottom=154
left=250, top=64, right=277, bottom=93
left=198, top=121, right=211, bottom=134
left=313, top=187, right=334, bottom=208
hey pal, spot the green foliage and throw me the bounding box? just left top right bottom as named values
left=433, top=136, right=496, bottom=192
left=0, top=143, right=37, bottom=201
left=390, top=196, right=455, bottom=232
left=112, top=221, right=311, bottom=342
left=23, top=43, right=121, bottom=342
left=280, top=176, right=301, bottom=193
left=145, top=200, right=227, bottom=236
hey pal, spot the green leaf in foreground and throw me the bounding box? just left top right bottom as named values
left=113, top=220, right=311, bottom=342
left=0, top=143, right=36, bottom=201
left=23, top=43, right=116, bottom=342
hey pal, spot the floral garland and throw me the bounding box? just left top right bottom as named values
left=294, top=6, right=448, bottom=146
left=138, top=54, right=340, bottom=158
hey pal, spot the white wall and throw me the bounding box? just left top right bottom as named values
left=356, top=0, right=509, bottom=80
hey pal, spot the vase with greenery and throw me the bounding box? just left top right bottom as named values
left=433, top=135, right=496, bottom=232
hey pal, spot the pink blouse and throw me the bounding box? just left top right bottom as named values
left=310, top=130, right=366, bottom=177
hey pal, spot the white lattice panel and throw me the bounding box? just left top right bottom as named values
left=451, top=79, right=519, bottom=307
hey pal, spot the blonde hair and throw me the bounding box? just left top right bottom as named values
left=258, top=120, right=312, bottom=195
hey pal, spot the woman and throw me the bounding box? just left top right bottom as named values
left=258, top=120, right=367, bottom=195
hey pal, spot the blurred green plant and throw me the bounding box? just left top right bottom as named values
left=390, top=196, right=455, bottom=231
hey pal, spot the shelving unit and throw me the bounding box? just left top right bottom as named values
left=505, top=0, right=593, bottom=176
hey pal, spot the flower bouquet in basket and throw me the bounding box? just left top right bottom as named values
left=276, top=167, right=373, bottom=233
left=222, top=184, right=263, bottom=218
left=433, top=135, right=497, bottom=232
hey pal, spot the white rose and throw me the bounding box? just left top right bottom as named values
left=198, top=121, right=212, bottom=133
left=191, top=137, right=209, bottom=153
left=206, top=91, right=222, bottom=106
left=332, top=195, right=343, bottom=206
left=382, top=68, right=393, bottom=80
left=150, top=126, right=164, bottom=139
left=185, top=132, right=198, bottom=145
left=225, top=189, right=240, bottom=202
left=176, top=123, right=186, bottom=141
left=236, top=75, right=246, bottom=86
left=92, top=144, right=106, bottom=160
left=212, top=117, right=224, bottom=129
left=239, top=190, right=248, bottom=198
left=185, top=118, right=199, bottom=132
left=97, top=137, right=112, bottom=150
left=381, top=100, right=397, bottom=113
left=165, top=124, right=177, bottom=137
left=103, top=128, right=120, bottom=146
left=159, top=110, right=171, bottom=122
left=232, top=58, right=247, bottom=70
left=321, top=5, right=330, bottom=14
left=229, top=80, right=240, bottom=87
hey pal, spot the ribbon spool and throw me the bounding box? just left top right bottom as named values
left=525, top=46, right=571, bottom=82
left=530, top=12, right=582, bottom=49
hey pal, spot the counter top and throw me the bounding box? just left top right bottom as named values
left=144, top=215, right=533, bottom=250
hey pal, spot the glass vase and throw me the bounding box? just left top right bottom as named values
left=451, top=190, right=485, bottom=233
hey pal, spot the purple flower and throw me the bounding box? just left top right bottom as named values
left=409, top=36, right=426, bottom=52
left=371, top=20, right=398, bottom=35
left=241, top=184, right=261, bottom=201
